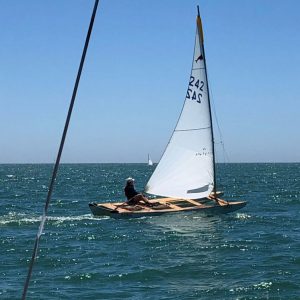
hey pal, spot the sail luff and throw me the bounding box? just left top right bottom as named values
left=196, top=9, right=217, bottom=196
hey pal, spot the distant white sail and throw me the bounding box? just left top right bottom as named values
left=148, top=154, right=153, bottom=166
left=145, top=15, right=214, bottom=199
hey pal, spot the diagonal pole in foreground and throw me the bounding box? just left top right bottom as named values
left=22, top=1, right=100, bottom=298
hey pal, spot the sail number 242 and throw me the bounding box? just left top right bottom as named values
left=187, top=76, right=204, bottom=103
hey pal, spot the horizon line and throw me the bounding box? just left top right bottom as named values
left=0, top=161, right=299, bottom=165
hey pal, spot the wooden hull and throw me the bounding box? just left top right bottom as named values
left=89, top=197, right=246, bottom=219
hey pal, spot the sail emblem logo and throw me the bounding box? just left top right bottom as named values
left=195, top=54, right=203, bottom=63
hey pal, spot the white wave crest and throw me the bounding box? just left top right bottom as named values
left=0, top=213, right=106, bottom=225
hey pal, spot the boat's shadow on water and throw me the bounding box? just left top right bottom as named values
left=106, top=212, right=225, bottom=236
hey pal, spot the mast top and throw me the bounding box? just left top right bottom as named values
left=196, top=5, right=204, bottom=43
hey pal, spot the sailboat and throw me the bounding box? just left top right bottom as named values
left=89, top=7, right=246, bottom=218
left=148, top=154, right=153, bottom=166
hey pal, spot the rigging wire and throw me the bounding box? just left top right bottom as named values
left=21, top=1, right=100, bottom=298
left=206, top=72, right=231, bottom=164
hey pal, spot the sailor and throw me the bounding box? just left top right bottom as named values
left=124, top=177, right=152, bottom=206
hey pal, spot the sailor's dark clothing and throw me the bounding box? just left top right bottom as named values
left=124, top=185, right=139, bottom=200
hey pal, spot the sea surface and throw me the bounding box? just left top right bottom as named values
left=0, top=163, right=299, bottom=299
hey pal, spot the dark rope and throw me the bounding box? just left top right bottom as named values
left=22, top=1, right=99, bottom=298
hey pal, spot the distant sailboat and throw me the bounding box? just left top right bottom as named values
left=89, top=6, right=246, bottom=217
left=148, top=154, right=153, bottom=166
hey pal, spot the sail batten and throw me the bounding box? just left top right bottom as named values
left=145, top=12, right=215, bottom=200
left=175, top=126, right=211, bottom=132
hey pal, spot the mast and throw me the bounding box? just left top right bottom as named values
left=196, top=6, right=217, bottom=197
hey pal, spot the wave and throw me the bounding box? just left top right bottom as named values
left=235, top=213, right=252, bottom=220
left=229, top=281, right=273, bottom=293
left=0, top=212, right=107, bottom=225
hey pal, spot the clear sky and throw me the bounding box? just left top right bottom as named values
left=1, top=0, right=299, bottom=163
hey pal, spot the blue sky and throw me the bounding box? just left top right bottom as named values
left=1, top=0, right=299, bottom=163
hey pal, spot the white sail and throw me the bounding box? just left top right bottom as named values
left=145, top=14, right=214, bottom=199
left=148, top=154, right=153, bottom=166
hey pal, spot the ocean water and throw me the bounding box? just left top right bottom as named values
left=0, top=163, right=299, bottom=299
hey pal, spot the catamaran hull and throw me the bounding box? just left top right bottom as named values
left=89, top=198, right=246, bottom=219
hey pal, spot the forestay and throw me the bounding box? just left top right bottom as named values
left=145, top=14, right=214, bottom=199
